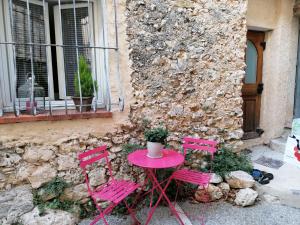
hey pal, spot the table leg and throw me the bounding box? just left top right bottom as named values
left=144, top=169, right=184, bottom=225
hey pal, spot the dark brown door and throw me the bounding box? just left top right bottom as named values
left=242, top=31, right=265, bottom=140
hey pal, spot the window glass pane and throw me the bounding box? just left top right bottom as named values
left=61, top=7, right=90, bottom=96
left=245, top=40, right=257, bottom=84
left=13, top=0, right=48, bottom=97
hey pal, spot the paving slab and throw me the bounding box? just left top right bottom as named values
left=181, top=201, right=300, bottom=225
left=248, top=145, right=300, bottom=208
left=79, top=201, right=300, bottom=225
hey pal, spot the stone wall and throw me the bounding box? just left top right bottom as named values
left=0, top=0, right=247, bottom=222
left=0, top=128, right=141, bottom=191
left=127, top=0, right=247, bottom=146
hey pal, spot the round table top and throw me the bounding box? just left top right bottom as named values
left=127, top=149, right=184, bottom=169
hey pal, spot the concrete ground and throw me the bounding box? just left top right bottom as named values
left=79, top=201, right=300, bottom=225
left=248, top=145, right=300, bottom=208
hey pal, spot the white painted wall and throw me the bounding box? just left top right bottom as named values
left=247, top=0, right=280, bottom=30
left=247, top=0, right=299, bottom=142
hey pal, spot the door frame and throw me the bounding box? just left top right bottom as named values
left=242, top=30, right=265, bottom=139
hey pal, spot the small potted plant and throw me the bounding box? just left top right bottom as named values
left=144, top=127, right=168, bottom=158
left=73, top=56, right=98, bottom=112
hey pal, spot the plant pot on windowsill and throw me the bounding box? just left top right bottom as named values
left=144, top=127, right=168, bottom=159
left=73, top=56, right=98, bottom=112
left=72, top=96, right=93, bottom=112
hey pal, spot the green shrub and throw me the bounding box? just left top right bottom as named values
left=121, top=143, right=145, bottom=155
left=33, top=177, right=97, bottom=219
left=74, top=56, right=98, bottom=97
left=144, top=127, right=168, bottom=144
left=41, top=177, right=69, bottom=196
left=210, top=148, right=253, bottom=177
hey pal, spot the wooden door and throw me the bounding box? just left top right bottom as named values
left=242, top=31, right=265, bottom=140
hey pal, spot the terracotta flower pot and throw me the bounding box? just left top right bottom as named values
left=72, top=96, right=93, bottom=112
left=147, top=142, right=163, bottom=158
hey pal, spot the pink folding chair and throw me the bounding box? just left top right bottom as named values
left=172, top=137, right=218, bottom=187
left=78, top=146, right=140, bottom=225
left=168, top=137, right=218, bottom=223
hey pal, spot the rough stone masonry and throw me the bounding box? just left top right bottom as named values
left=127, top=0, right=247, bottom=146
left=0, top=0, right=247, bottom=221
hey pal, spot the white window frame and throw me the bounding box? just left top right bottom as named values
left=54, top=1, right=106, bottom=108
left=2, top=0, right=54, bottom=105
left=0, top=0, right=110, bottom=112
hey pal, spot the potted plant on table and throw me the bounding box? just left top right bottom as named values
left=72, top=56, right=98, bottom=112
left=144, top=127, right=168, bottom=158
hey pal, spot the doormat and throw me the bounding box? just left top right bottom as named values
left=254, top=156, right=284, bottom=169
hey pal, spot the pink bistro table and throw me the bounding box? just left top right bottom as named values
left=128, top=149, right=185, bottom=225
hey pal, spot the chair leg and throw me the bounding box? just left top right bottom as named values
left=90, top=212, right=109, bottom=225
left=123, top=199, right=140, bottom=225
left=91, top=199, right=110, bottom=225
left=173, top=180, right=181, bottom=208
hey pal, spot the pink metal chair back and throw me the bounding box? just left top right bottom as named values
left=79, top=145, right=113, bottom=196
left=183, top=137, right=218, bottom=158
left=172, top=137, right=218, bottom=225
left=78, top=146, right=140, bottom=225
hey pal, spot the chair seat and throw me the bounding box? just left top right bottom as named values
left=172, top=169, right=211, bottom=186
left=92, top=179, right=139, bottom=204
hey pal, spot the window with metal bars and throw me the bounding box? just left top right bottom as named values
left=0, top=0, right=123, bottom=117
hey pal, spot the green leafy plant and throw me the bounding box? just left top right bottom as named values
left=41, top=177, right=69, bottom=196
left=144, top=127, right=168, bottom=144
left=122, top=143, right=145, bottom=155
left=74, top=56, right=98, bottom=97
left=208, top=148, right=253, bottom=177
left=33, top=177, right=97, bottom=219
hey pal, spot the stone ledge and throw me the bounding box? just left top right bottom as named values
left=0, top=110, right=112, bottom=124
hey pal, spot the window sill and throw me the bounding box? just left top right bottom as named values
left=0, top=110, right=112, bottom=124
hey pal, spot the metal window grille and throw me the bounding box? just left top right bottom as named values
left=0, top=0, right=124, bottom=117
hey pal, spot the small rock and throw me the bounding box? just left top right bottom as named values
left=207, top=184, right=223, bottom=201
left=226, top=189, right=238, bottom=204
left=234, top=188, right=258, bottom=207
left=57, top=155, right=78, bottom=171
left=195, top=184, right=223, bottom=202
left=23, top=146, right=55, bottom=163
left=225, top=171, right=255, bottom=189
left=28, top=164, right=57, bottom=188
left=0, top=152, right=21, bottom=167
left=110, top=146, right=122, bottom=153
left=20, top=207, right=78, bottom=225
left=210, top=173, right=223, bottom=184
left=112, top=136, right=124, bottom=144
left=0, top=172, right=5, bottom=182
left=62, top=184, right=89, bottom=201
left=218, top=182, right=230, bottom=196
left=88, top=168, right=107, bottom=187
left=168, top=105, right=184, bottom=117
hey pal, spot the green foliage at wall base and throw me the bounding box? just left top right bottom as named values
left=33, top=177, right=97, bottom=219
